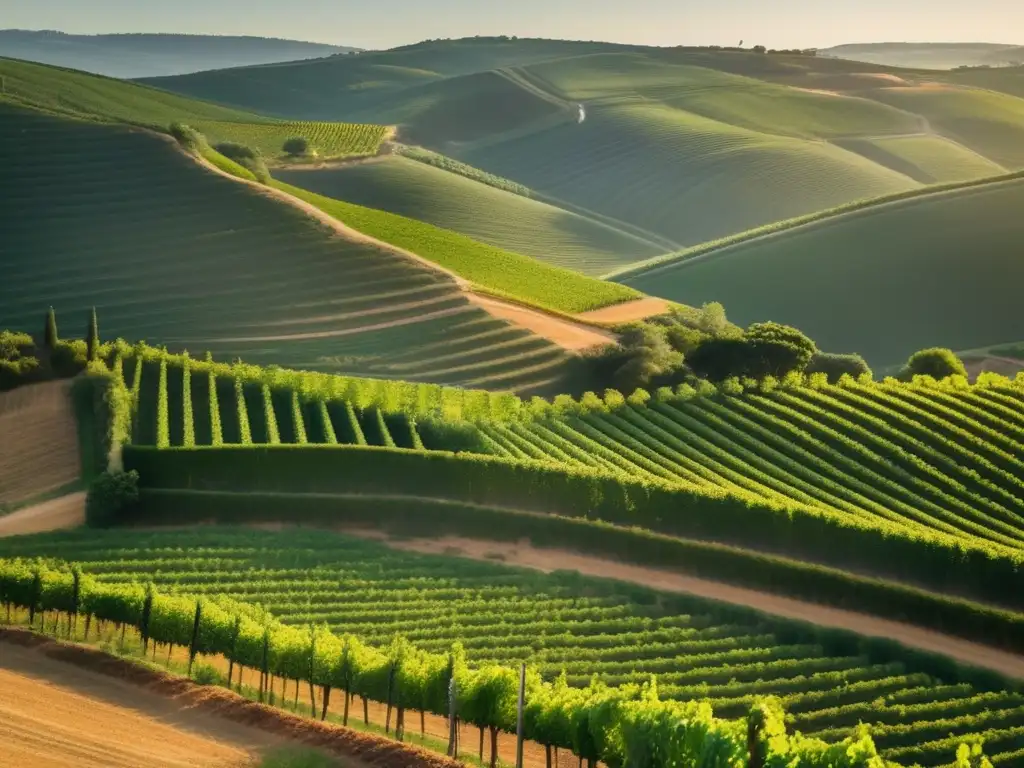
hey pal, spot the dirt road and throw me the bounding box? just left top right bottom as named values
left=0, top=491, right=86, bottom=537
left=355, top=532, right=1024, bottom=680
left=0, top=641, right=265, bottom=768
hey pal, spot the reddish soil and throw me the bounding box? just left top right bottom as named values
left=575, top=296, right=673, bottom=324
left=0, top=492, right=86, bottom=537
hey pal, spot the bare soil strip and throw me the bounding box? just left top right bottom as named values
left=350, top=531, right=1024, bottom=680
left=0, top=628, right=459, bottom=768
left=0, top=491, right=86, bottom=537
left=575, top=296, right=673, bottom=324
left=0, top=638, right=259, bottom=768
left=189, top=147, right=618, bottom=352
left=466, top=294, right=615, bottom=351
left=0, top=380, right=81, bottom=507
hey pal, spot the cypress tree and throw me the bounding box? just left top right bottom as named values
left=86, top=307, right=100, bottom=362
left=44, top=307, right=59, bottom=349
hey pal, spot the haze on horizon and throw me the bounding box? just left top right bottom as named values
left=4, top=0, right=1021, bottom=52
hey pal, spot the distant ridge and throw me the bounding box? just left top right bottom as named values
left=821, top=41, right=1024, bottom=69
left=0, top=29, right=360, bottom=78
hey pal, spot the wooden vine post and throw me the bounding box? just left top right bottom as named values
left=516, top=663, right=526, bottom=768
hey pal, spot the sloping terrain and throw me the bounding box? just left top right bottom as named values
left=620, top=176, right=1024, bottom=367
left=0, top=381, right=80, bottom=510
left=0, top=30, right=355, bottom=78
left=277, top=156, right=664, bottom=275
left=833, top=135, right=1006, bottom=183
left=0, top=105, right=581, bottom=393
left=0, top=57, right=387, bottom=161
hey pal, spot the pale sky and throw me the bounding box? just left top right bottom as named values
left=2, top=0, right=1020, bottom=51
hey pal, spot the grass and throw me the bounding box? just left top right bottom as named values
left=0, top=104, right=578, bottom=394
left=271, top=178, right=643, bottom=313
left=277, top=156, right=665, bottom=276
left=620, top=175, right=1024, bottom=367
left=3, top=527, right=1023, bottom=768
left=458, top=99, right=919, bottom=249
left=0, top=57, right=387, bottom=161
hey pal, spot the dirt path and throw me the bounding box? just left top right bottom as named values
left=0, top=492, right=86, bottom=537
left=575, top=296, right=672, bottom=324
left=190, top=151, right=618, bottom=352
left=350, top=531, right=1024, bottom=680
left=467, top=294, right=615, bottom=350
left=0, top=642, right=263, bottom=768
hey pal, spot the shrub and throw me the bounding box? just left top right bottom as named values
left=806, top=352, right=873, bottom=383
left=902, top=347, right=968, bottom=380
left=282, top=136, right=310, bottom=156
left=689, top=323, right=817, bottom=381
left=214, top=142, right=271, bottom=183
left=169, top=122, right=206, bottom=154
left=51, top=340, right=88, bottom=378
left=191, top=662, right=225, bottom=686
left=85, top=470, right=140, bottom=528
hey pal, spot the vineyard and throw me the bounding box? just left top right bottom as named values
left=0, top=529, right=1021, bottom=766
left=91, top=345, right=1024, bottom=625
left=0, top=57, right=388, bottom=161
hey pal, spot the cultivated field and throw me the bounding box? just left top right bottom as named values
left=0, top=381, right=80, bottom=510
left=112, top=346, right=1024, bottom=615
left=0, top=57, right=388, bottom=161
left=0, top=105, right=585, bottom=393
left=621, top=176, right=1024, bottom=367
left=277, top=156, right=665, bottom=276
left=2, top=529, right=1022, bottom=767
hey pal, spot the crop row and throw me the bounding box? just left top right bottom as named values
left=0, top=529, right=1017, bottom=766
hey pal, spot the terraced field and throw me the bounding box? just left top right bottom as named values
left=0, top=105, right=579, bottom=393
left=0, top=381, right=80, bottom=510
left=0, top=57, right=387, bottom=161
left=620, top=176, right=1024, bottom=367
left=1, top=528, right=1021, bottom=767
left=277, top=157, right=665, bottom=275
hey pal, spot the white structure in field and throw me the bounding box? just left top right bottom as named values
left=577, top=103, right=586, bottom=124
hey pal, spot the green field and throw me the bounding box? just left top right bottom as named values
left=0, top=105, right=581, bottom=393
left=0, top=57, right=388, bottom=161
left=277, top=157, right=665, bottom=276
left=620, top=177, right=1024, bottom=367
left=3, top=529, right=1023, bottom=767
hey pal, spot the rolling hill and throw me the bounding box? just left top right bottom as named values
left=0, top=104, right=584, bottom=393
left=820, top=42, right=1024, bottom=70
left=618, top=175, right=1024, bottom=368
left=147, top=40, right=1024, bottom=268
left=0, top=30, right=356, bottom=78
left=276, top=155, right=665, bottom=276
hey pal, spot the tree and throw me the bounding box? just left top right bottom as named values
left=85, top=470, right=140, bottom=528
left=903, top=347, right=967, bottom=380
left=805, top=352, right=872, bottom=383
left=283, top=136, right=310, bottom=156
left=86, top=307, right=100, bottom=362
left=44, top=306, right=59, bottom=349
left=745, top=322, right=817, bottom=377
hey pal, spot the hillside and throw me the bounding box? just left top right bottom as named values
left=0, top=30, right=356, bottom=78
left=0, top=105, right=585, bottom=393
left=147, top=40, right=1024, bottom=271
left=821, top=42, right=1024, bottom=70
left=618, top=176, right=1024, bottom=368
left=276, top=156, right=665, bottom=276
left=0, top=57, right=388, bottom=162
